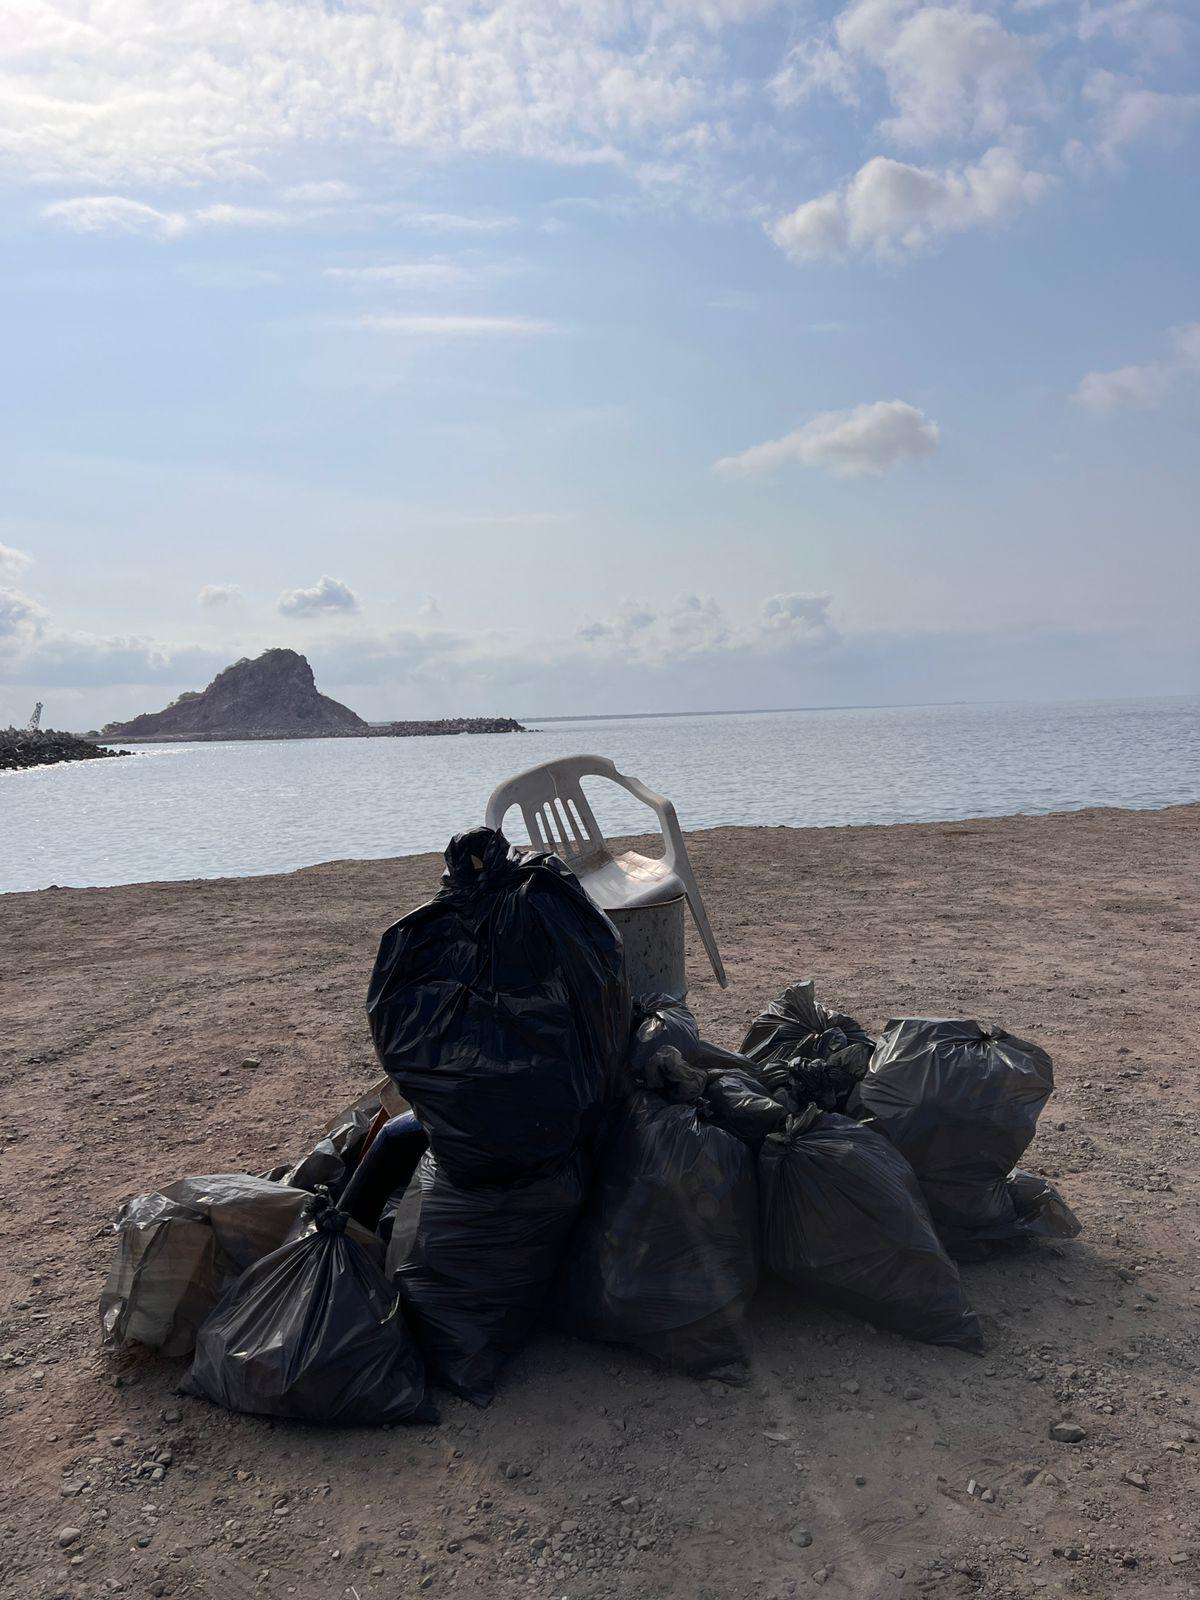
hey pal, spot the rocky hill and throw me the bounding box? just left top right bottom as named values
left=101, top=649, right=367, bottom=742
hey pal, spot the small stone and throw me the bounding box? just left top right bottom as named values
left=1050, top=1423, right=1087, bottom=1443
left=1169, top=1554, right=1190, bottom=1566
left=811, top=1566, right=832, bottom=1585
left=854, top=1476, right=866, bottom=1488
left=903, top=1387, right=922, bottom=1401
left=241, top=1057, right=261, bottom=1069
left=57, top=1528, right=82, bottom=1549
left=162, top=1409, right=181, bottom=1424
left=789, top=1528, right=812, bottom=1549
left=981, top=1489, right=995, bottom=1504
left=619, top=1497, right=640, bottom=1514
left=136, top=1536, right=152, bottom=1549
left=1122, top=1471, right=1148, bottom=1490
left=841, top=1381, right=860, bottom=1395
left=503, top=1463, right=521, bottom=1480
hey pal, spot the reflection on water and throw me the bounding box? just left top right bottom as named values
left=2, top=696, right=1197, bottom=893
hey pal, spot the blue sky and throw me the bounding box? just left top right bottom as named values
left=1, top=0, right=1197, bottom=726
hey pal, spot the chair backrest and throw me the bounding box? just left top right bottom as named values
left=484, top=755, right=622, bottom=866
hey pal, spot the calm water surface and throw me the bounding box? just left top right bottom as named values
left=2, top=696, right=1197, bottom=894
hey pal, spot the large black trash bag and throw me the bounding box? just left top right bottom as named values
left=740, top=980, right=875, bottom=1076
left=397, top=1151, right=586, bottom=1407
left=759, top=1112, right=983, bottom=1352
left=554, top=1092, right=760, bottom=1372
left=183, top=1198, right=434, bottom=1426
left=850, top=1018, right=1054, bottom=1251
left=367, top=827, right=630, bottom=1187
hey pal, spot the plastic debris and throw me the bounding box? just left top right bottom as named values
left=759, top=1110, right=984, bottom=1352
left=555, top=1091, right=759, bottom=1372
left=396, top=1150, right=586, bottom=1406
left=100, top=1174, right=313, bottom=1357
left=851, top=1018, right=1054, bottom=1254
left=183, top=1196, right=433, bottom=1425
left=367, top=827, right=629, bottom=1187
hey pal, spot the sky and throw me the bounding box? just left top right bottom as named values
left=1, top=0, right=1198, bottom=728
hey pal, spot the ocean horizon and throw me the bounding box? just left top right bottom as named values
left=3, top=693, right=1197, bottom=896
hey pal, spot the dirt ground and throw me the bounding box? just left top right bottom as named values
left=2, top=805, right=1198, bottom=1600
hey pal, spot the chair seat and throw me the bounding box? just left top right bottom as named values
left=484, top=754, right=727, bottom=988
left=576, top=851, right=685, bottom=912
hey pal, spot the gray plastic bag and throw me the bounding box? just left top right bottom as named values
left=100, top=1174, right=312, bottom=1357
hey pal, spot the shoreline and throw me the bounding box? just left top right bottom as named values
left=4, top=798, right=1198, bottom=898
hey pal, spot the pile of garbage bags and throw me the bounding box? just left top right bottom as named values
left=101, top=825, right=1080, bottom=1427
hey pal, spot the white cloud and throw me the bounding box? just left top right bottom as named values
left=405, top=213, right=519, bottom=234
left=575, top=590, right=836, bottom=664
left=716, top=399, right=940, bottom=478
left=281, top=179, right=357, bottom=204
left=1082, top=70, right=1200, bottom=164
left=776, top=0, right=1046, bottom=148
left=359, top=314, right=556, bottom=338
left=191, top=202, right=289, bottom=229
left=1077, top=0, right=1189, bottom=58
left=769, top=146, right=1052, bottom=262
left=771, top=35, right=860, bottom=108
left=197, top=583, right=241, bottom=609
left=1073, top=322, right=1200, bottom=414
left=42, top=196, right=187, bottom=238
left=277, top=574, right=361, bottom=617
left=324, top=261, right=475, bottom=291
left=760, top=592, right=833, bottom=636
left=0, top=1, right=756, bottom=189
left=0, top=542, right=33, bottom=575
left=0, top=586, right=48, bottom=640
left=42, top=194, right=298, bottom=238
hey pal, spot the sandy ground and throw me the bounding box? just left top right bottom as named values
left=2, top=806, right=1199, bottom=1600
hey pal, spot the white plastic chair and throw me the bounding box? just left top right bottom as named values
left=484, top=754, right=728, bottom=988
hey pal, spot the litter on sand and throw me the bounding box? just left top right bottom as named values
left=101, top=812, right=1081, bottom=1426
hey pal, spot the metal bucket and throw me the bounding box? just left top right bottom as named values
left=607, top=894, right=687, bottom=1001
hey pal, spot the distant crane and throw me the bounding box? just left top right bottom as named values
left=27, top=701, right=43, bottom=731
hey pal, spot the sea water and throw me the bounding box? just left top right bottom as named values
left=2, top=695, right=1197, bottom=894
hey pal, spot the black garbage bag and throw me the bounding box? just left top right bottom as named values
left=702, top=1070, right=788, bottom=1144
left=740, top=980, right=875, bottom=1078
left=263, top=1083, right=401, bottom=1200
left=850, top=1018, right=1054, bottom=1251
left=397, top=1151, right=586, bottom=1406
left=941, top=1169, right=1083, bottom=1259
left=367, top=828, right=630, bottom=1187
left=1008, top=1169, right=1081, bottom=1238
left=100, top=1175, right=313, bottom=1357
left=183, top=1199, right=433, bottom=1425
left=554, top=1092, right=759, bottom=1372
left=629, top=995, right=752, bottom=1079
left=759, top=1112, right=983, bottom=1352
